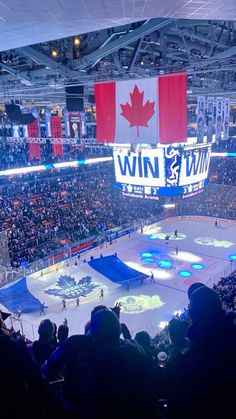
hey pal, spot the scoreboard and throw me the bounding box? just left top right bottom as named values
left=114, top=144, right=211, bottom=199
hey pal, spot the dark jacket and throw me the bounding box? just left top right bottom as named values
left=42, top=335, right=156, bottom=418
left=166, top=310, right=236, bottom=419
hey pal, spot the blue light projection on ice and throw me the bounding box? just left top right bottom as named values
left=229, top=254, right=236, bottom=260
left=141, top=252, right=153, bottom=258
left=178, top=270, right=192, bottom=277
left=142, top=258, right=154, bottom=263
left=158, top=260, right=173, bottom=269
left=191, top=263, right=205, bottom=270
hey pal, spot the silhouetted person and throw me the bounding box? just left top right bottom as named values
left=40, top=302, right=47, bottom=316
left=150, top=271, right=155, bottom=283
left=42, top=309, right=155, bottom=418
left=166, top=286, right=236, bottom=419
left=62, top=298, right=66, bottom=311
left=57, top=324, right=69, bottom=346
left=27, top=319, right=56, bottom=368
left=100, top=288, right=104, bottom=300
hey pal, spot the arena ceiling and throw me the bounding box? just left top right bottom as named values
left=1, top=1, right=236, bottom=52
left=1, top=1, right=236, bottom=104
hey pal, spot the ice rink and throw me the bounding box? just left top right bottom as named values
left=4, top=216, right=236, bottom=341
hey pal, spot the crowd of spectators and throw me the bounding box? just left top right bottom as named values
left=0, top=162, right=163, bottom=266
left=1, top=278, right=236, bottom=418
left=0, top=142, right=236, bottom=268
left=175, top=183, right=236, bottom=220
left=213, top=271, right=236, bottom=311
left=0, top=141, right=112, bottom=169
left=209, top=157, right=236, bottom=185
left=211, top=136, right=236, bottom=152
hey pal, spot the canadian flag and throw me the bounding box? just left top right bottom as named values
left=95, top=73, right=187, bottom=144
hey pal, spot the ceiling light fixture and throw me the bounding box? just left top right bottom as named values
left=51, top=49, right=58, bottom=58
left=74, top=36, right=81, bottom=46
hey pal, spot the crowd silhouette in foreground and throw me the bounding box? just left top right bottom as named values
left=1, top=268, right=236, bottom=419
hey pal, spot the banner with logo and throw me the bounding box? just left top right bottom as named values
left=45, top=107, right=51, bottom=137
left=206, top=97, right=214, bottom=143
left=21, top=107, right=29, bottom=137
left=69, top=113, right=80, bottom=139
left=223, top=98, right=230, bottom=141
left=80, top=112, right=87, bottom=137
left=197, top=96, right=205, bottom=143
left=50, top=116, right=63, bottom=157
left=28, top=108, right=41, bottom=160
left=11, top=122, right=20, bottom=138
left=95, top=73, right=187, bottom=144
left=63, top=109, right=70, bottom=137
left=215, top=97, right=223, bottom=142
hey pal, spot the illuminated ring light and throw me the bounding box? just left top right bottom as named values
left=229, top=254, right=236, bottom=260
left=158, top=259, right=173, bottom=269
left=191, top=263, right=205, bottom=270
left=178, top=270, right=192, bottom=277
left=141, top=252, right=153, bottom=258
left=142, top=257, right=154, bottom=263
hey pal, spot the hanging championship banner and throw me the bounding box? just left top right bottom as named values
left=206, top=97, right=214, bottom=143
left=63, top=109, right=70, bottom=137
left=69, top=113, right=80, bottom=139
left=45, top=107, right=51, bottom=137
left=50, top=116, right=63, bottom=157
left=21, top=107, right=29, bottom=137
left=80, top=112, right=87, bottom=137
left=197, top=96, right=205, bottom=143
left=28, top=108, right=41, bottom=160
left=215, top=97, right=223, bottom=142
left=11, top=122, right=20, bottom=138
left=223, top=98, right=230, bottom=141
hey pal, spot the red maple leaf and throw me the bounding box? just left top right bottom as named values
left=120, top=84, right=155, bottom=137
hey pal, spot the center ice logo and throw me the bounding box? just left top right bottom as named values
left=45, top=275, right=98, bottom=299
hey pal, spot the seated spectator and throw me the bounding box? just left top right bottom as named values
left=0, top=331, right=46, bottom=418
left=167, top=318, right=189, bottom=364
left=28, top=319, right=56, bottom=367
left=57, top=324, right=69, bottom=345
left=42, top=308, right=156, bottom=418
left=135, top=331, right=156, bottom=361
left=167, top=286, right=236, bottom=419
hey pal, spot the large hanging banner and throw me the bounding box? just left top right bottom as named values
left=50, top=116, right=63, bottom=157
left=80, top=112, right=87, bottom=137
left=28, top=108, right=41, bottom=160
left=206, top=97, right=214, bottom=143
left=63, top=109, right=70, bottom=137
left=69, top=113, right=80, bottom=139
left=223, top=98, right=230, bottom=141
left=197, top=96, right=205, bottom=143
left=95, top=73, right=187, bottom=144
left=11, top=122, right=20, bottom=138
left=215, top=97, right=223, bottom=142
left=45, top=107, right=52, bottom=137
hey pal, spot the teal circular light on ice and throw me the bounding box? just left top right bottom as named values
left=142, top=257, right=154, bottom=263
left=149, top=235, right=158, bottom=240
left=229, top=254, right=236, bottom=260
left=178, top=270, right=192, bottom=277
left=158, top=259, right=173, bottom=269
left=191, top=263, right=205, bottom=270
left=141, top=252, right=153, bottom=258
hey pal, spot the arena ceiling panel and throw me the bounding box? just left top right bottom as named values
left=1, top=0, right=236, bottom=52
